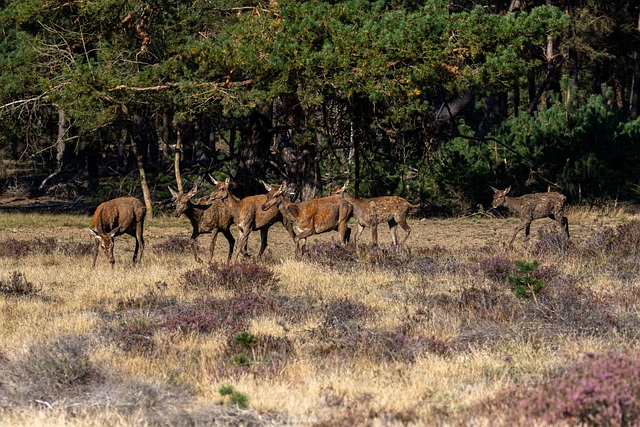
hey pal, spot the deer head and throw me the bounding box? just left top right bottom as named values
left=491, top=186, right=511, bottom=209
left=89, top=226, right=121, bottom=265
left=261, top=181, right=288, bottom=211
left=169, top=186, right=198, bottom=217
left=208, top=176, right=231, bottom=202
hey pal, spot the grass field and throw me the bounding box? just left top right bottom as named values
left=1, top=205, right=640, bottom=426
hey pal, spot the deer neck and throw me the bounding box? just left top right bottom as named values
left=220, top=192, right=242, bottom=219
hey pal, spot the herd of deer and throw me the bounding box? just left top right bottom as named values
left=89, top=179, right=570, bottom=267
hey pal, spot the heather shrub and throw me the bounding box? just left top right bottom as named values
left=115, top=282, right=175, bottom=311
left=152, top=236, right=192, bottom=254
left=162, top=308, right=217, bottom=334
left=0, top=271, right=38, bottom=296
left=476, top=255, right=516, bottom=283
left=58, top=241, right=94, bottom=257
left=582, top=220, right=640, bottom=258
left=198, top=292, right=282, bottom=334
left=494, top=352, right=640, bottom=426
left=30, top=237, right=58, bottom=255
left=179, top=261, right=280, bottom=292
left=111, top=315, right=160, bottom=354
left=0, top=238, right=30, bottom=258
left=322, top=297, right=372, bottom=328
left=214, top=331, right=295, bottom=380
left=12, top=335, right=103, bottom=401
left=305, top=241, right=358, bottom=268
left=358, top=243, right=413, bottom=271
left=532, top=224, right=570, bottom=256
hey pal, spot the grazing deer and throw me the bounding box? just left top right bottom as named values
left=207, top=176, right=294, bottom=259
left=334, top=181, right=419, bottom=251
left=490, top=186, right=569, bottom=247
left=261, top=181, right=353, bottom=258
left=169, top=186, right=235, bottom=263
left=89, top=197, right=146, bottom=268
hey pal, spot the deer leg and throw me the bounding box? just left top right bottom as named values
left=208, top=229, right=220, bottom=263
left=398, top=219, right=411, bottom=245
left=92, top=239, right=100, bottom=268
left=235, top=227, right=251, bottom=259
left=190, top=231, right=202, bottom=263
left=509, top=220, right=529, bottom=247
left=258, top=228, right=269, bottom=256
left=388, top=219, right=399, bottom=245
left=134, top=221, right=144, bottom=264
left=562, top=216, right=570, bottom=238
left=222, top=229, right=235, bottom=263
left=354, top=223, right=365, bottom=253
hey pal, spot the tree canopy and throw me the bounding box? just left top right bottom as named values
left=1, top=0, right=639, bottom=213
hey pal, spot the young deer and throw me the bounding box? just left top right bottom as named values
left=207, top=176, right=294, bottom=260
left=261, top=181, right=353, bottom=258
left=169, top=186, right=235, bottom=263
left=491, top=186, right=569, bottom=247
left=89, top=197, right=146, bottom=268
left=334, top=181, right=419, bottom=252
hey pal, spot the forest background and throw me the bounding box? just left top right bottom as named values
left=1, top=0, right=639, bottom=215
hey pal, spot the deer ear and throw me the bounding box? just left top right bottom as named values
left=505, top=186, right=511, bottom=194
left=188, top=186, right=198, bottom=198
left=109, top=226, right=121, bottom=238
left=490, top=186, right=499, bottom=193
left=279, top=181, right=288, bottom=191
left=262, top=180, right=272, bottom=192
left=209, top=174, right=219, bottom=185
left=89, top=229, right=101, bottom=240
left=169, top=186, right=179, bottom=199
left=224, top=176, right=230, bottom=185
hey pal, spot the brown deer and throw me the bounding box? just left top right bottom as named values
left=169, top=186, right=235, bottom=263
left=261, top=181, right=353, bottom=258
left=490, top=186, right=569, bottom=247
left=207, top=176, right=294, bottom=259
left=89, top=197, right=146, bottom=268
left=334, top=181, right=419, bottom=251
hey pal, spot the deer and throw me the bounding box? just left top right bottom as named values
left=261, top=181, right=353, bottom=258
left=89, top=197, right=146, bottom=268
left=334, top=181, right=419, bottom=252
left=490, top=186, right=569, bottom=247
left=207, top=176, right=295, bottom=260
left=169, top=185, right=235, bottom=263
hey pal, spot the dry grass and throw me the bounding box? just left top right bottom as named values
left=1, top=206, right=640, bottom=426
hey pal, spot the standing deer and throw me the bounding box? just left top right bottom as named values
left=89, top=197, right=146, bottom=268
left=334, top=181, right=419, bottom=252
left=169, top=186, right=235, bottom=263
left=261, top=181, right=353, bottom=258
left=207, top=176, right=294, bottom=259
left=490, top=186, right=569, bottom=247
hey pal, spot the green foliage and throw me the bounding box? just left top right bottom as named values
left=508, top=261, right=543, bottom=299
left=219, top=384, right=249, bottom=408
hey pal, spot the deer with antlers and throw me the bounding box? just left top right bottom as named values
left=334, top=181, right=419, bottom=252
left=491, top=186, right=569, bottom=247
left=261, top=181, right=353, bottom=258
left=169, top=185, right=235, bottom=263
left=207, top=176, right=294, bottom=259
left=89, top=197, right=146, bottom=268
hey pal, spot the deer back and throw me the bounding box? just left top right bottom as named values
left=507, top=192, right=567, bottom=220
left=92, top=197, right=145, bottom=236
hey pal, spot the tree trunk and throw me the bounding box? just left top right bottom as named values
left=39, top=108, right=70, bottom=190
left=175, top=128, right=184, bottom=193
left=630, top=10, right=640, bottom=119
left=236, top=106, right=272, bottom=197
left=131, top=135, right=153, bottom=219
